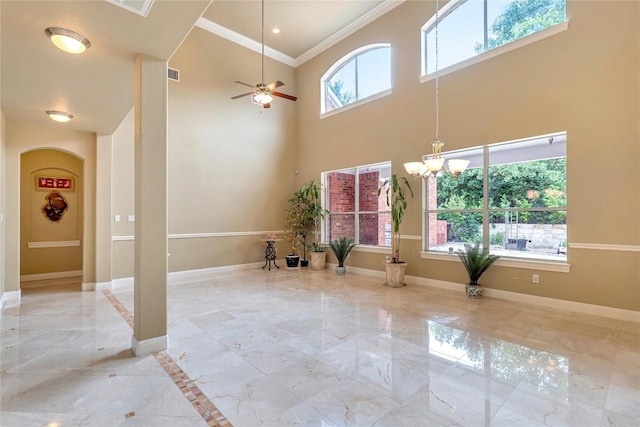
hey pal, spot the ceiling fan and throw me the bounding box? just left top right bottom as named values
left=230, top=0, right=297, bottom=109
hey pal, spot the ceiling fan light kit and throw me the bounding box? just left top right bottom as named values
left=230, top=0, right=297, bottom=109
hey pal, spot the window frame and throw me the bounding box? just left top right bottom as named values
left=321, top=161, right=392, bottom=248
left=420, top=0, right=569, bottom=81
left=421, top=132, right=569, bottom=272
left=320, top=43, right=392, bottom=117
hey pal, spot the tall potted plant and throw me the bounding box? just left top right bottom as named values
left=328, top=236, right=356, bottom=275
left=456, top=243, right=500, bottom=298
left=378, top=174, right=413, bottom=287
left=283, top=188, right=312, bottom=268
left=300, top=179, right=330, bottom=270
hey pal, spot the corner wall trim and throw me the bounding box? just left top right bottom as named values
left=28, top=240, right=81, bottom=249
left=570, top=243, right=640, bottom=252
left=1, top=290, right=22, bottom=308
left=131, top=335, right=167, bottom=357
left=82, top=282, right=96, bottom=291
left=20, top=270, right=83, bottom=282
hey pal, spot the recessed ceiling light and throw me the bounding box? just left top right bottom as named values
left=46, top=110, right=73, bottom=123
left=45, top=27, right=91, bottom=54
left=272, top=27, right=280, bottom=34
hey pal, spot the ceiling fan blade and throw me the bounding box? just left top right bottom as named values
left=272, top=91, right=298, bottom=101
left=231, top=92, right=254, bottom=99
left=266, top=80, right=284, bottom=91
left=234, top=80, right=256, bottom=89
left=263, top=103, right=271, bottom=109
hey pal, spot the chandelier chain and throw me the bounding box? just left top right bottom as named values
left=261, top=0, right=265, bottom=85
left=435, top=0, right=440, bottom=141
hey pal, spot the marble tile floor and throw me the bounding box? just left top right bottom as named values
left=1, top=269, right=639, bottom=426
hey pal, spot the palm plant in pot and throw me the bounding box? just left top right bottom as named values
left=378, top=174, right=413, bottom=287
left=456, top=243, right=500, bottom=298
left=328, top=236, right=356, bottom=275
left=300, top=179, right=330, bottom=270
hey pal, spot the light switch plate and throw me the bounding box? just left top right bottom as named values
left=128, top=215, right=135, bottom=222
left=114, top=215, right=121, bottom=222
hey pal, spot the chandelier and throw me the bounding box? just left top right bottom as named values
left=404, top=0, right=469, bottom=180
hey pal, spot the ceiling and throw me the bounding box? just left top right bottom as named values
left=1, top=0, right=400, bottom=135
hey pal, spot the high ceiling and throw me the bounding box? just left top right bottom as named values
left=0, top=0, right=399, bottom=135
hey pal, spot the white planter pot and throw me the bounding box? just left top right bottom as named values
left=385, top=262, right=407, bottom=287
left=335, top=266, right=347, bottom=276
left=310, top=251, right=327, bottom=270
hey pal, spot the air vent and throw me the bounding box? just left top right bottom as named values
left=168, top=68, right=180, bottom=82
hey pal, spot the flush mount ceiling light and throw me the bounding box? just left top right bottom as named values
left=45, top=27, right=91, bottom=54
left=46, top=110, right=73, bottom=123
left=404, top=0, right=469, bottom=180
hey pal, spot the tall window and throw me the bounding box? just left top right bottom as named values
left=422, top=0, right=566, bottom=75
left=323, top=162, right=391, bottom=246
left=426, top=133, right=567, bottom=261
left=321, top=44, right=391, bottom=114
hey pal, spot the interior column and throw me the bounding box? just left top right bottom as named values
left=132, top=54, right=168, bottom=356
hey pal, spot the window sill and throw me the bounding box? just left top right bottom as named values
left=320, top=89, right=392, bottom=119
left=420, top=251, right=571, bottom=273
left=352, top=245, right=391, bottom=254
left=420, top=20, right=570, bottom=83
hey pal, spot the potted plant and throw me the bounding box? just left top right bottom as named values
left=378, top=174, right=413, bottom=287
left=284, top=188, right=312, bottom=268
left=455, top=243, right=501, bottom=298
left=300, top=179, right=330, bottom=270
left=328, top=236, right=356, bottom=275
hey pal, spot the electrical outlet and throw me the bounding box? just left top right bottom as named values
left=532, top=274, right=540, bottom=284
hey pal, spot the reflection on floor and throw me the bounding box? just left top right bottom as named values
left=1, top=270, right=639, bottom=426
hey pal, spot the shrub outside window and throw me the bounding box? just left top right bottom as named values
left=322, top=162, right=391, bottom=246
left=322, top=44, right=391, bottom=114
left=425, top=133, right=567, bottom=261
left=423, top=0, right=566, bottom=75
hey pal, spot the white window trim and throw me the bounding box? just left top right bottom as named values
left=320, top=43, right=391, bottom=116
left=320, top=89, right=392, bottom=119
left=420, top=251, right=571, bottom=273
left=420, top=20, right=569, bottom=83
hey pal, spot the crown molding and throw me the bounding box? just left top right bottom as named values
left=195, top=0, right=406, bottom=68
left=295, top=0, right=405, bottom=67
left=195, top=17, right=296, bottom=67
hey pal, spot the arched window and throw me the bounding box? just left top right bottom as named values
left=321, top=44, right=391, bottom=115
left=422, top=0, right=566, bottom=76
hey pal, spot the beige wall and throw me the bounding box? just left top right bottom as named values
left=294, top=1, right=640, bottom=310
left=0, top=112, right=5, bottom=298
left=4, top=120, right=96, bottom=291
left=20, top=149, right=83, bottom=275
left=110, top=28, right=298, bottom=278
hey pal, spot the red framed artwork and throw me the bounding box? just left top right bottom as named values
left=36, top=176, right=73, bottom=191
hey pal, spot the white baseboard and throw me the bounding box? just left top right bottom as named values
left=96, top=282, right=112, bottom=291
left=20, top=270, right=83, bottom=282
left=131, top=334, right=167, bottom=356
left=411, top=276, right=639, bottom=322
left=81, top=282, right=96, bottom=291
left=109, top=261, right=640, bottom=323
left=1, top=290, right=21, bottom=308
left=328, top=263, right=639, bottom=322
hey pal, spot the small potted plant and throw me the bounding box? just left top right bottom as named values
left=300, top=179, right=330, bottom=270
left=378, top=174, right=413, bottom=287
left=456, top=243, right=500, bottom=298
left=328, top=236, right=356, bottom=275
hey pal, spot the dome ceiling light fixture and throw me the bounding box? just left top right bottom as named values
left=45, top=27, right=91, bottom=54
left=46, top=110, right=73, bottom=123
